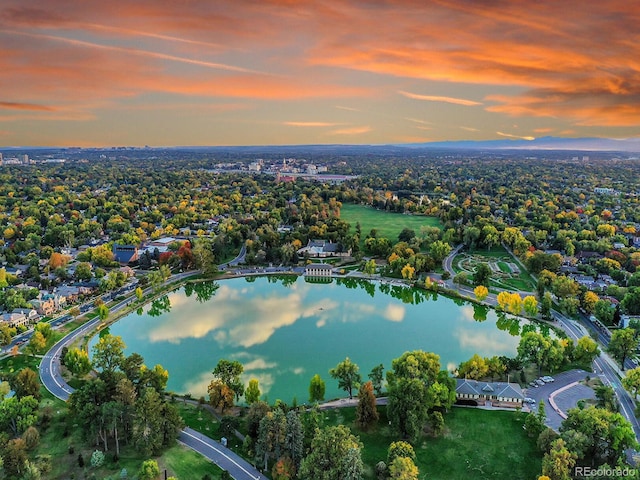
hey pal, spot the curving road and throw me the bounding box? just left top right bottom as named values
left=38, top=273, right=265, bottom=480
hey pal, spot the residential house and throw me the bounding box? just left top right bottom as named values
left=297, top=239, right=351, bottom=258
left=455, top=379, right=524, bottom=408
left=55, top=285, right=82, bottom=304
left=113, top=244, right=140, bottom=265
left=12, top=308, right=38, bottom=323
left=2, top=312, right=28, bottom=328
left=119, top=266, right=136, bottom=277
left=30, top=297, right=57, bottom=316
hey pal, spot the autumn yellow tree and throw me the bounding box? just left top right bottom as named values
left=508, top=293, right=523, bottom=315
left=496, top=291, right=511, bottom=311
left=401, top=264, right=415, bottom=280
left=474, top=285, right=489, bottom=302
left=582, top=291, right=599, bottom=314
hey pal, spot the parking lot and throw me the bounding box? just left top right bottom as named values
left=522, top=369, right=592, bottom=431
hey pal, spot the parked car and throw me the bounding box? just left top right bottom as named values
left=529, top=381, right=539, bottom=388
left=542, top=376, right=554, bottom=382
left=535, top=379, right=545, bottom=386
left=523, top=397, right=536, bottom=404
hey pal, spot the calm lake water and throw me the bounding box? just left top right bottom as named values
left=91, top=275, right=543, bottom=403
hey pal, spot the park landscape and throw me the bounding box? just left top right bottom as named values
left=0, top=149, right=639, bottom=480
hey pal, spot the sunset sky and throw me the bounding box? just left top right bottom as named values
left=1, top=1, right=639, bottom=147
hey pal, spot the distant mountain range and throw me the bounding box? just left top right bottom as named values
left=397, top=136, right=640, bottom=152
left=3, top=136, right=640, bottom=153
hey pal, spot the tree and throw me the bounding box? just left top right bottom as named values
left=138, top=459, right=160, bottom=480
left=573, top=336, right=600, bottom=366
left=329, top=357, right=362, bottom=399
left=607, top=328, right=637, bottom=370
left=192, top=239, right=216, bottom=275
left=256, top=409, right=287, bottom=472
left=582, top=291, right=599, bottom=314
left=551, top=276, right=579, bottom=299
left=355, top=381, right=378, bottom=430
left=212, top=359, right=244, bottom=401
left=298, top=425, right=364, bottom=480
left=208, top=380, right=235, bottom=414
left=560, top=405, right=637, bottom=465
left=388, top=456, right=419, bottom=480
left=400, top=263, right=415, bottom=280
left=368, top=364, right=384, bottom=396
left=92, top=334, right=126, bottom=374
left=13, top=368, right=40, bottom=399
left=245, top=378, right=261, bottom=404
left=595, top=385, right=617, bottom=412
left=387, top=441, right=416, bottom=465
left=540, top=292, right=553, bottom=320
left=64, top=348, right=92, bottom=377
left=518, top=331, right=565, bottom=376
left=622, top=287, right=640, bottom=315
left=0, top=395, right=39, bottom=437
left=26, top=330, right=46, bottom=355
left=285, top=410, right=304, bottom=469
left=541, top=438, right=576, bottom=480
left=309, top=374, right=326, bottom=403
left=97, top=303, right=110, bottom=321
left=594, top=300, right=615, bottom=325
left=486, top=356, right=506, bottom=381
left=622, top=367, right=640, bottom=398
left=363, top=259, right=377, bottom=276
left=398, top=228, right=416, bottom=243
left=523, top=296, right=538, bottom=317
left=2, top=438, right=27, bottom=479
left=474, top=285, right=489, bottom=302
left=473, top=263, right=491, bottom=286
left=0, top=323, right=15, bottom=346
left=133, top=388, right=164, bottom=456
left=429, top=240, right=451, bottom=263
left=21, top=460, right=41, bottom=480
left=90, top=449, right=105, bottom=468
left=457, top=354, right=488, bottom=380
left=75, top=262, right=93, bottom=281
left=386, top=350, right=445, bottom=441
left=21, top=425, right=40, bottom=450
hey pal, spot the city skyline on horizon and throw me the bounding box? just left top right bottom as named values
left=1, top=1, right=640, bottom=147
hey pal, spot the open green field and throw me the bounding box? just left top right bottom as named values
left=323, top=406, right=541, bottom=480
left=340, top=203, right=441, bottom=242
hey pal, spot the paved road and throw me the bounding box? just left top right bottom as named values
left=38, top=273, right=265, bottom=480
left=443, top=244, right=640, bottom=440
left=179, top=428, right=267, bottom=480
left=553, top=311, right=640, bottom=440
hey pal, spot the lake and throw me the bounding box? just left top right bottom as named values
left=91, top=275, right=543, bottom=403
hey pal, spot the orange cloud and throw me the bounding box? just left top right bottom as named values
left=399, top=90, right=482, bottom=106
left=496, top=132, right=535, bottom=141
left=283, top=121, right=343, bottom=127
left=0, top=101, right=55, bottom=111
left=330, top=126, right=371, bottom=135
left=1, top=0, right=639, bottom=141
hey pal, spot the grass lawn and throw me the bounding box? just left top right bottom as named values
left=322, top=406, right=541, bottom=480
left=340, top=203, right=441, bottom=243
left=161, top=443, right=225, bottom=479
left=176, top=402, right=220, bottom=438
